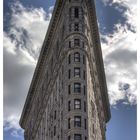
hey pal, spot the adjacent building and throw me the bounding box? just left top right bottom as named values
left=20, top=0, right=111, bottom=140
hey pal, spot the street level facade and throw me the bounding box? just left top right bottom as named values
left=20, top=0, right=111, bottom=140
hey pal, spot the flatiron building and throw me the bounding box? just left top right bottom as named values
left=20, top=0, right=111, bottom=140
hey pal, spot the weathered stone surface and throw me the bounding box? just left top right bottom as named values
left=20, top=0, right=111, bottom=140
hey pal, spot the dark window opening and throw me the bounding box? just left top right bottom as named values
left=74, top=83, right=81, bottom=93
left=68, top=55, right=71, bottom=64
left=84, top=85, right=86, bottom=95
left=74, top=116, right=81, bottom=127
left=68, top=101, right=71, bottom=111
left=84, top=119, right=87, bottom=129
left=54, top=110, right=56, bottom=120
left=74, top=8, right=79, bottom=18
left=68, top=85, right=71, bottom=94
left=84, top=101, right=86, bottom=112
left=69, top=41, right=71, bottom=48
left=74, top=39, right=80, bottom=46
left=69, top=69, right=71, bottom=79
left=68, top=118, right=71, bottom=129
left=74, top=134, right=82, bottom=140
left=68, top=136, right=71, bottom=140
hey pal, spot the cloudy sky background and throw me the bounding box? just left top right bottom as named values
left=3, top=0, right=137, bottom=140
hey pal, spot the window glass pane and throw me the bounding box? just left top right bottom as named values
left=68, top=101, right=71, bottom=111
left=74, top=134, right=82, bottom=140
left=74, top=52, right=80, bottom=62
left=74, top=116, right=81, bottom=127
left=74, top=68, right=80, bottom=77
left=74, top=99, right=81, bottom=109
left=74, top=83, right=81, bottom=93
left=68, top=55, right=71, bottom=64
left=74, top=8, right=79, bottom=18
left=74, top=39, right=80, bottom=46
left=68, top=85, right=71, bottom=94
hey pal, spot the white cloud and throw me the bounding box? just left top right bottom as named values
left=4, top=1, right=52, bottom=137
left=101, top=15, right=137, bottom=105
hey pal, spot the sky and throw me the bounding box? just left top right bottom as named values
left=3, top=0, right=137, bottom=140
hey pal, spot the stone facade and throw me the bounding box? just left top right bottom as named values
left=20, top=0, right=111, bottom=140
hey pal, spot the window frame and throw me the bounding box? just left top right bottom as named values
left=74, top=99, right=81, bottom=109
left=74, top=83, right=81, bottom=93
left=74, top=7, right=79, bottom=18
left=74, top=67, right=80, bottom=78
left=74, top=116, right=81, bottom=127
left=74, top=52, right=80, bottom=62
left=74, top=134, right=82, bottom=140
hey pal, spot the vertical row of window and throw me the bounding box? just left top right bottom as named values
left=67, top=4, right=86, bottom=137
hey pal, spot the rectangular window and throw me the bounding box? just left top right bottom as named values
left=54, top=110, right=56, bottom=120
left=74, top=83, right=81, bottom=93
left=74, top=39, right=80, bottom=46
left=68, top=118, right=71, bottom=129
left=82, top=42, right=85, bottom=48
left=68, top=85, right=71, bottom=94
left=69, top=41, right=71, bottom=48
left=84, top=101, right=86, bottom=112
left=74, top=99, right=81, bottom=109
left=68, top=101, right=71, bottom=111
left=84, top=119, right=87, bottom=129
left=68, top=136, right=71, bottom=140
left=68, top=55, right=71, bottom=64
left=74, top=8, right=79, bottom=18
left=74, top=134, right=82, bottom=140
left=74, top=67, right=80, bottom=77
left=74, top=52, right=80, bottom=62
left=69, top=69, right=71, bottom=79
left=74, top=116, right=81, bottom=127
left=84, top=85, right=86, bottom=95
